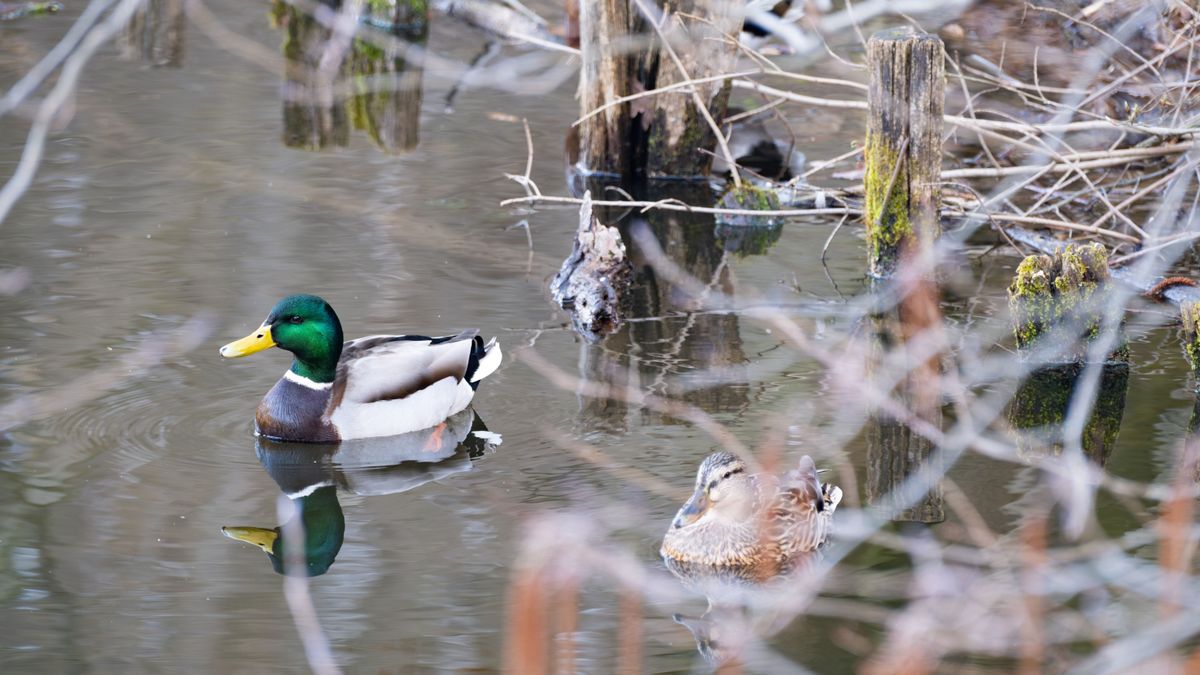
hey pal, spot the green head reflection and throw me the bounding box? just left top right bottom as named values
left=222, top=485, right=345, bottom=577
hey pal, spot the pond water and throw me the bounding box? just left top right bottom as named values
left=1, top=2, right=1195, bottom=673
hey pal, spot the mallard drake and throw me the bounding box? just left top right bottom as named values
left=660, top=452, right=841, bottom=578
left=220, top=294, right=502, bottom=442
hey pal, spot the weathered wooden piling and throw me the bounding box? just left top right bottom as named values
left=862, top=28, right=947, bottom=521
left=863, top=28, right=944, bottom=278
left=861, top=28, right=947, bottom=519
left=577, top=1, right=742, bottom=180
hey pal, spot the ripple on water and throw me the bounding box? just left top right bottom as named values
left=10, top=377, right=260, bottom=489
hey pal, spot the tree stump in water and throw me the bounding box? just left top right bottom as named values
left=864, top=28, right=944, bottom=278
left=1006, top=243, right=1130, bottom=463
left=1007, top=243, right=1127, bottom=363
left=1181, top=301, right=1200, bottom=391
left=550, top=192, right=632, bottom=342
left=576, top=0, right=742, bottom=180
left=578, top=0, right=634, bottom=177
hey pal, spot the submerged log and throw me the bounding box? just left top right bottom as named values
left=864, top=28, right=944, bottom=278
left=550, top=191, right=633, bottom=341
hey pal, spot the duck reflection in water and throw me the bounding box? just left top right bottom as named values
left=661, top=451, right=841, bottom=665
left=222, top=408, right=498, bottom=576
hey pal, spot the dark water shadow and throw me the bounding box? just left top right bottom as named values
left=222, top=408, right=496, bottom=576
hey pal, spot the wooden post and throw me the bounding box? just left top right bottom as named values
left=864, top=28, right=944, bottom=278
left=862, top=29, right=946, bottom=522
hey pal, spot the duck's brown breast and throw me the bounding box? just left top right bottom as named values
left=255, top=377, right=340, bottom=442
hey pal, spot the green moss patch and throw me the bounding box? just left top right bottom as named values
left=863, top=132, right=911, bottom=277
left=1007, top=243, right=1125, bottom=362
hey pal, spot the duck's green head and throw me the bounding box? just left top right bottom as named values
left=221, top=485, right=346, bottom=577
left=220, top=294, right=344, bottom=383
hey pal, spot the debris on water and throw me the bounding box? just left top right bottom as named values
left=0, top=1, right=61, bottom=21
left=550, top=191, right=632, bottom=342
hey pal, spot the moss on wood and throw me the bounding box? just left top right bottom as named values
left=1181, top=301, right=1200, bottom=380
left=863, top=133, right=911, bottom=277
left=1007, top=243, right=1125, bottom=362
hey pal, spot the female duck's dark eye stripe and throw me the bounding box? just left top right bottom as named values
left=727, top=467, right=744, bottom=477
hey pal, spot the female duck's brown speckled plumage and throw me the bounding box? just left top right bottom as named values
left=660, top=452, right=841, bottom=581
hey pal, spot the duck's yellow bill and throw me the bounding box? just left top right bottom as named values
left=221, top=526, right=279, bottom=553
left=220, top=324, right=275, bottom=358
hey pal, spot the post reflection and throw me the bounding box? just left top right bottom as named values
left=1007, top=362, right=1130, bottom=466
left=271, top=1, right=426, bottom=153
left=120, top=0, right=185, bottom=67
left=864, top=280, right=946, bottom=524
left=222, top=409, right=497, bottom=576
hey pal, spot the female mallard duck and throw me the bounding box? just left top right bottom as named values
left=220, top=294, right=501, bottom=442
left=660, top=451, right=841, bottom=579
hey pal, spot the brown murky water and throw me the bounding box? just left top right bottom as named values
left=0, top=2, right=1194, bottom=673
